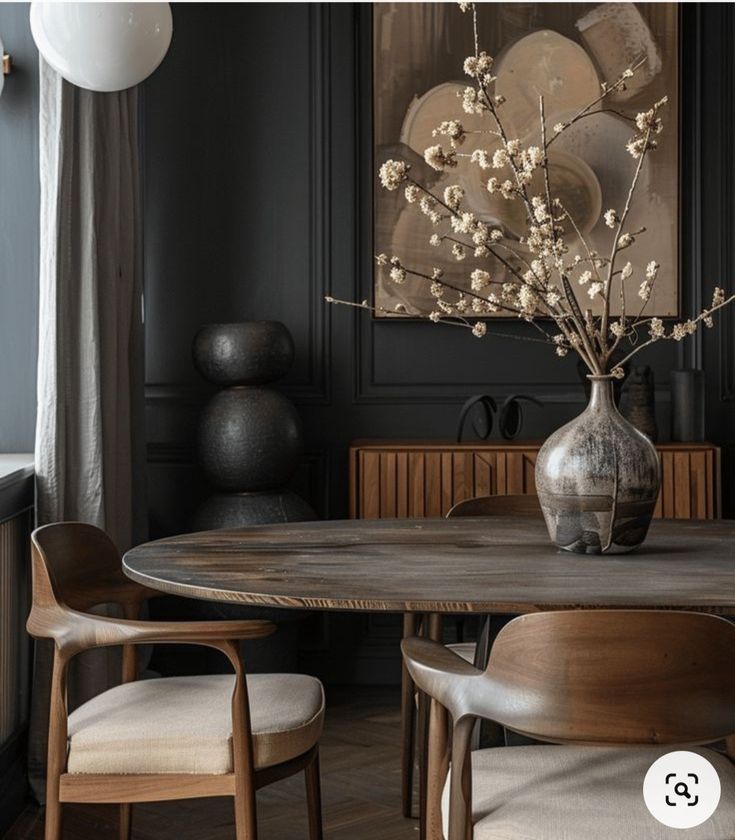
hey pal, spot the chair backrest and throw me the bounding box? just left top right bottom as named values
left=446, top=493, right=541, bottom=519
left=30, top=522, right=139, bottom=615
left=405, top=611, right=735, bottom=840
left=485, top=610, right=735, bottom=745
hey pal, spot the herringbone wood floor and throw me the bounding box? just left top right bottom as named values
left=5, top=688, right=417, bottom=840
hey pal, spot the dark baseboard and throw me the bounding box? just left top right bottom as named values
left=0, top=728, right=30, bottom=837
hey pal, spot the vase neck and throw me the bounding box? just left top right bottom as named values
left=587, top=376, right=617, bottom=412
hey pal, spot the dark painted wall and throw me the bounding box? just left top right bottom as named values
left=142, top=3, right=734, bottom=681
left=143, top=3, right=722, bottom=525
left=0, top=3, right=38, bottom=453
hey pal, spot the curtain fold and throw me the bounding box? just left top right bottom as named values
left=28, top=57, right=146, bottom=802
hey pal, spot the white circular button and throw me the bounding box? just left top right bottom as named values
left=643, top=751, right=721, bottom=829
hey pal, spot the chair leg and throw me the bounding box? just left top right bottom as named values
left=425, top=698, right=449, bottom=840
left=233, top=788, right=258, bottom=840
left=45, top=655, right=67, bottom=840
left=419, top=614, right=443, bottom=840
left=119, top=803, right=132, bottom=840
left=304, top=750, right=324, bottom=840
left=401, top=612, right=419, bottom=818
left=43, top=796, right=62, bottom=840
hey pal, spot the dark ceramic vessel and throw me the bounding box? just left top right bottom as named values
left=193, top=322, right=294, bottom=386
left=192, top=491, right=316, bottom=531
left=619, top=365, right=657, bottom=442
left=197, top=388, right=303, bottom=491
left=193, top=320, right=315, bottom=527
left=535, top=376, right=661, bottom=555
left=670, top=369, right=705, bottom=442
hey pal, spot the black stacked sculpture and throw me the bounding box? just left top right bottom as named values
left=177, top=321, right=314, bottom=674
left=192, top=321, right=315, bottom=529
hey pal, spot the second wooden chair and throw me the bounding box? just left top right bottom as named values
left=27, top=522, right=325, bottom=840
left=404, top=609, right=735, bottom=839
left=400, top=493, right=542, bottom=817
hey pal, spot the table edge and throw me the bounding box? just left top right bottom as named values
left=122, top=559, right=735, bottom=616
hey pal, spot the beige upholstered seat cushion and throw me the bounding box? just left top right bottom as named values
left=442, top=745, right=735, bottom=839
left=67, top=673, right=324, bottom=775
left=446, top=642, right=477, bottom=664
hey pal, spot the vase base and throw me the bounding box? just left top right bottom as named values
left=538, top=491, right=656, bottom=555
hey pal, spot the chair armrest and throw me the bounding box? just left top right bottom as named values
left=401, top=636, right=483, bottom=719
left=402, top=635, right=522, bottom=728
left=28, top=604, right=276, bottom=657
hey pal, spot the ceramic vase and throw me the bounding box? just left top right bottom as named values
left=535, top=375, right=660, bottom=555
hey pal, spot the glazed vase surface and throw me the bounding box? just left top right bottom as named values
left=535, top=376, right=660, bottom=555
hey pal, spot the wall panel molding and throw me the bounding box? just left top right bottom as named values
left=715, top=5, right=735, bottom=402
left=288, top=3, right=333, bottom=405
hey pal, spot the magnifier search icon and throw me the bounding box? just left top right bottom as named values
left=674, top=782, right=691, bottom=799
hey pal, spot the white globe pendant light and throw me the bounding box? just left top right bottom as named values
left=30, top=3, right=172, bottom=92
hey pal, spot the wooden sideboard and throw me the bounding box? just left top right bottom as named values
left=349, top=440, right=721, bottom=521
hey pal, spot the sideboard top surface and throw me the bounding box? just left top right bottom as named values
left=349, top=439, right=719, bottom=452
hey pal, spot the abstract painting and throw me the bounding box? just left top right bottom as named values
left=373, top=3, right=680, bottom=318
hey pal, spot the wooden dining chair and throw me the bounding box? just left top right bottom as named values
left=27, top=522, right=325, bottom=840
left=404, top=610, right=735, bottom=840
left=444, top=493, right=542, bottom=663
left=400, top=494, right=542, bottom=817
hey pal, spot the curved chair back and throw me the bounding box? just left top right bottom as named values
left=406, top=610, right=735, bottom=746
left=490, top=610, right=735, bottom=745
left=446, top=493, right=541, bottom=519
left=403, top=609, right=735, bottom=840
left=30, top=522, right=131, bottom=613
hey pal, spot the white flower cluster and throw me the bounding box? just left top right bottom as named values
left=389, top=256, right=406, bottom=284
left=486, top=177, right=515, bottom=200
left=419, top=196, right=442, bottom=225
left=470, top=269, right=490, bottom=291
left=672, top=320, right=697, bottom=341
left=424, top=144, right=457, bottom=172
left=432, top=120, right=466, bottom=149
left=627, top=97, right=668, bottom=158
left=463, top=51, right=493, bottom=81
left=470, top=149, right=491, bottom=169
left=443, top=184, right=464, bottom=211
left=649, top=318, right=665, bottom=339
left=404, top=184, right=420, bottom=203
left=638, top=261, right=659, bottom=302
left=378, top=159, right=409, bottom=191
left=531, top=196, right=550, bottom=223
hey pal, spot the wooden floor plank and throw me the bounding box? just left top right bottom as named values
left=4, top=688, right=417, bottom=840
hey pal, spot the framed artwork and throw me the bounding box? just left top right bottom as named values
left=372, top=3, right=680, bottom=318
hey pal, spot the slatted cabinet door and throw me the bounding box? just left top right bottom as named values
left=350, top=441, right=720, bottom=521
left=655, top=445, right=719, bottom=519
left=352, top=444, right=538, bottom=520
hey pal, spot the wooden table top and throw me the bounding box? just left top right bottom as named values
left=122, top=517, right=735, bottom=615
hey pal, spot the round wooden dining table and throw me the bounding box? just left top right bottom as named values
left=123, top=516, right=735, bottom=614
left=123, top=515, right=735, bottom=839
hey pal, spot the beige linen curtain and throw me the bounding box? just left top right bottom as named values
left=28, top=57, right=147, bottom=801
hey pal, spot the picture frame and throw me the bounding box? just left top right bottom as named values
left=371, top=3, right=681, bottom=320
